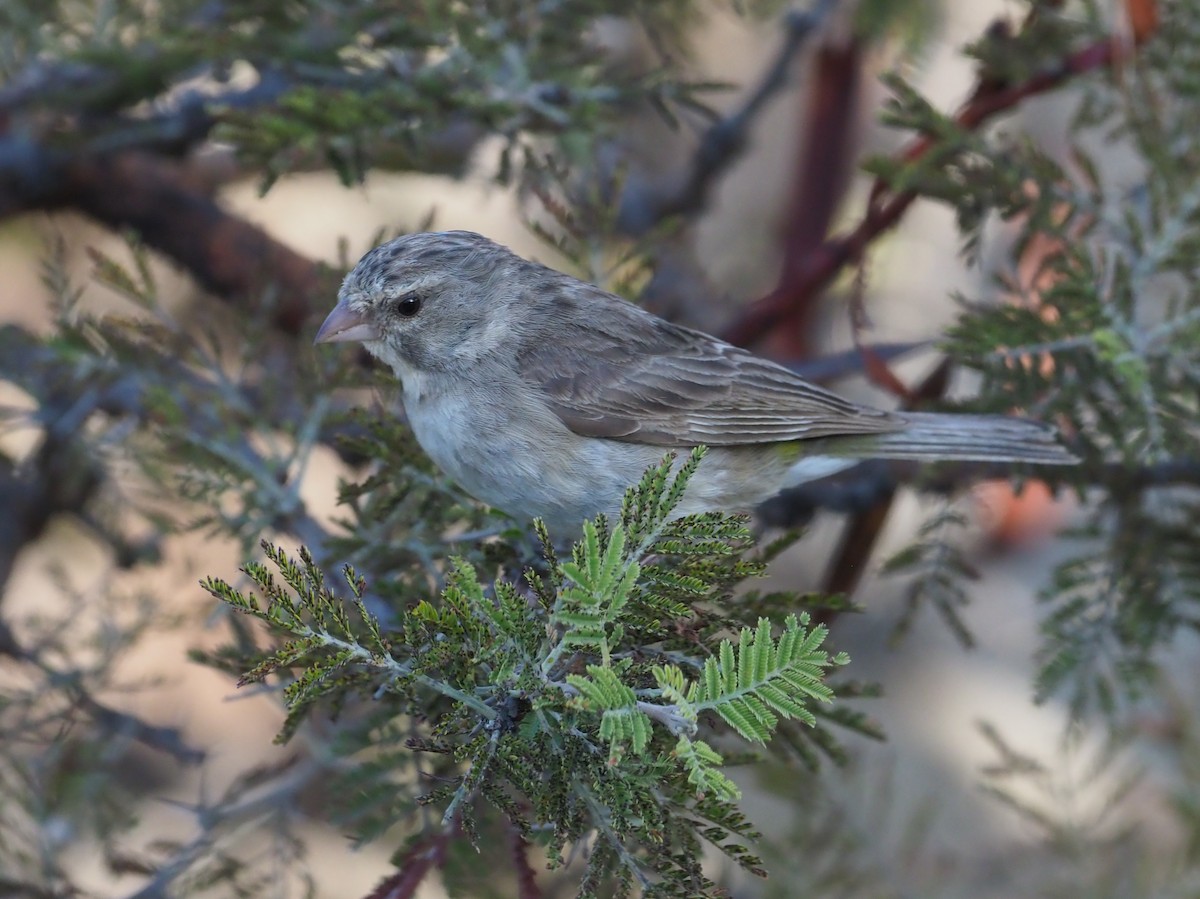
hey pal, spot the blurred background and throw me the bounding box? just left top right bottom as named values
left=1, top=1, right=1187, bottom=896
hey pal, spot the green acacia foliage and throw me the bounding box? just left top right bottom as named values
left=203, top=450, right=849, bottom=894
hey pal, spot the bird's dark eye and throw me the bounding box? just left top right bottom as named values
left=396, top=293, right=422, bottom=317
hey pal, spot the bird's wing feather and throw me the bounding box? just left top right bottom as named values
left=516, top=286, right=905, bottom=447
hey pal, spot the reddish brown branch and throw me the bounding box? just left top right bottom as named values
left=722, top=35, right=1127, bottom=349
left=1, top=150, right=325, bottom=335
left=786, top=38, right=863, bottom=265
left=71, top=153, right=323, bottom=334
left=365, top=819, right=461, bottom=899
left=817, top=359, right=951, bottom=612
left=766, top=36, right=864, bottom=358
left=508, top=819, right=542, bottom=899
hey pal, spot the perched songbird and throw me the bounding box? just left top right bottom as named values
left=315, top=231, right=1076, bottom=533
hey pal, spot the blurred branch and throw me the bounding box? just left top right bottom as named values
left=42, top=653, right=205, bottom=764
left=0, top=66, right=293, bottom=153
left=820, top=358, right=950, bottom=605
left=0, top=325, right=336, bottom=574
left=364, top=815, right=461, bottom=899
left=722, top=30, right=1142, bottom=349
left=618, top=0, right=840, bottom=234
left=80, top=693, right=204, bottom=762
left=785, top=338, right=927, bottom=382
left=0, top=63, right=290, bottom=216
left=0, top=399, right=104, bottom=600
left=762, top=454, right=1200, bottom=533
left=0, top=151, right=324, bottom=334
left=0, top=390, right=203, bottom=763
left=766, top=29, right=864, bottom=357
left=508, top=819, right=542, bottom=899
left=120, top=757, right=321, bottom=899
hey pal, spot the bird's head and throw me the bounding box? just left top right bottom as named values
left=314, top=230, right=522, bottom=374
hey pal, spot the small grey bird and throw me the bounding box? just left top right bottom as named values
left=315, top=231, right=1075, bottom=533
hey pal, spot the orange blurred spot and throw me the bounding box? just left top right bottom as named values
left=973, top=479, right=1067, bottom=547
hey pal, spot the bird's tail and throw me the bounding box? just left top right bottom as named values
left=859, top=411, right=1077, bottom=465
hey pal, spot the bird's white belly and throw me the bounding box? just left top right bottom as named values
left=402, top=384, right=648, bottom=530
left=400, top=380, right=842, bottom=533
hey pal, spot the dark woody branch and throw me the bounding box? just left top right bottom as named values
left=722, top=33, right=1137, bottom=349
left=0, top=149, right=325, bottom=334
left=364, top=815, right=460, bottom=899
left=618, top=0, right=841, bottom=234
left=508, top=820, right=543, bottom=899
left=759, top=455, right=1200, bottom=533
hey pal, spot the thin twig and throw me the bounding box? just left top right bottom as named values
left=618, top=0, right=840, bottom=234
left=122, top=759, right=323, bottom=899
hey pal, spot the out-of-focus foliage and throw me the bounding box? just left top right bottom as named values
left=0, top=0, right=714, bottom=190
left=872, top=0, right=1200, bottom=720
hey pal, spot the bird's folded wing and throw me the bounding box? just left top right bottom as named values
left=517, top=313, right=905, bottom=447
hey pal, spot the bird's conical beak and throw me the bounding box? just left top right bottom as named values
left=313, top=303, right=381, bottom=345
